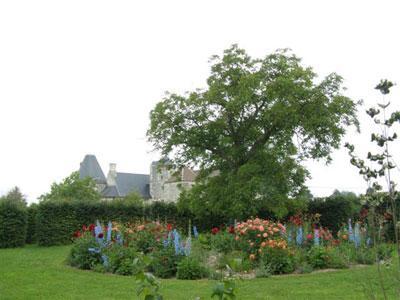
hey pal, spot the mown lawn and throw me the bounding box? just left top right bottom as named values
left=0, top=245, right=398, bottom=299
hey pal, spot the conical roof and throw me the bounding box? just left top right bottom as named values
left=79, top=154, right=107, bottom=184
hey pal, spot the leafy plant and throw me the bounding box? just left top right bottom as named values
left=149, top=245, right=183, bottom=278
left=259, top=247, right=296, bottom=274
left=176, top=256, right=209, bottom=280
left=133, top=255, right=164, bottom=300
left=67, top=233, right=102, bottom=269
left=211, top=279, right=237, bottom=300
left=105, top=244, right=140, bottom=275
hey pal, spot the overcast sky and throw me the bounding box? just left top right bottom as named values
left=1, top=0, right=399, bottom=203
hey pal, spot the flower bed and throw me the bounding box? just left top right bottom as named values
left=67, top=217, right=394, bottom=280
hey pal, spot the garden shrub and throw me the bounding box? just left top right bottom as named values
left=176, top=256, right=209, bottom=280
left=307, top=246, right=348, bottom=269
left=326, top=247, right=349, bottom=269
left=217, top=251, right=252, bottom=272
left=149, top=246, right=183, bottom=278
left=105, top=244, right=140, bottom=275
left=210, top=231, right=236, bottom=254
left=67, top=234, right=102, bottom=269
left=259, top=248, right=296, bottom=275
left=0, top=198, right=27, bottom=248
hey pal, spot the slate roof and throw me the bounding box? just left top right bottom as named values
left=115, top=172, right=151, bottom=199
left=102, top=185, right=120, bottom=198
left=79, top=154, right=107, bottom=184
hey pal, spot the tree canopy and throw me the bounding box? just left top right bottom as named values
left=0, top=186, right=27, bottom=206
left=148, top=45, right=358, bottom=220
left=39, top=172, right=100, bottom=202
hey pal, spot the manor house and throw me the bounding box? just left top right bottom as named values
left=78, top=154, right=197, bottom=202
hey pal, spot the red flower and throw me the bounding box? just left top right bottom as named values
left=211, top=227, right=220, bottom=235
left=82, top=225, right=87, bottom=231
left=88, top=224, right=95, bottom=232
left=289, top=214, right=303, bottom=226
left=73, top=230, right=82, bottom=238
left=98, top=233, right=104, bottom=239
left=166, top=223, right=173, bottom=231
left=228, top=226, right=235, bottom=234
left=306, top=234, right=313, bottom=240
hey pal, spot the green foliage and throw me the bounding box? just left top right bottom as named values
left=36, top=201, right=78, bottom=246
left=105, top=244, right=140, bottom=275
left=133, top=230, right=162, bottom=254
left=134, top=255, right=164, bottom=300
left=26, top=204, right=38, bottom=244
left=149, top=246, right=183, bottom=278
left=306, top=246, right=349, bottom=269
left=217, top=251, right=252, bottom=273
left=149, top=44, right=358, bottom=221
left=254, top=265, right=272, bottom=278
left=67, top=233, right=101, bottom=269
left=211, top=280, right=237, bottom=300
left=210, top=232, right=236, bottom=254
left=307, top=246, right=330, bottom=269
left=0, top=195, right=27, bottom=248
left=259, top=247, right=296, bottom=275
left=296, top=262, right=314, bottom=274
left=176, top=256, right=209, bottom=280
left=39, top=172, right=101, bottom=203
left=308, top=190, right=361, bottom=233
left=4, top=186, right=27, bottom=205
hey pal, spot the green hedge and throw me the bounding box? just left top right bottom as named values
left=308, top=192, right=361, bottom=233
left=26, top=204, right=38, bottom=244
left=36, top=200, right=188, bottom=246
left=0, top=199, right=28, bottom=248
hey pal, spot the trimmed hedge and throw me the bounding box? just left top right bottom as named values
left=308, top=192, right=361, bottom=233
left=26, top=204, right=38, bottom=244
left=36, top=200, right=188, bottom=246
left=0, top=199, right=28, bottom=248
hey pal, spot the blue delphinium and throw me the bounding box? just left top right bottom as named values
left=314, top=228, right=319, bottom=246
left=89, top=220, right=112, bottom=267
left=94, top=220, right=103, bottom=243
left=354, top=223, right=361, bottom=247
left=287, top=226, right=292, bottom=245
left=106, top=221, right=112, bottom=243
left=296, top=226, right=303, bottom=246
left=101, top=254, right=109, bottom=267
left=184, top=237, right=191, bottom=256
left=116, top=233, right=123, bottom=245
left=193, top=226, right=199, bottom=239
left=173, top=229, right=181, bottom=255
left=348, top=219, right=355, bottom=243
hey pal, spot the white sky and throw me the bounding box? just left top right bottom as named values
left=1, top=0, right=400, bottom=203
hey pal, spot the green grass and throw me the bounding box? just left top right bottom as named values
left=0, top=245, right=398, bottom=299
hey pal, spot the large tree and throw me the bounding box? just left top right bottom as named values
left=39, top=172, right=100, bottom=202
left=148, top=45, right=358, bottom=221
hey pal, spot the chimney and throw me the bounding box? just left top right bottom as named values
left=107, top=163, right=117, bottom=186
